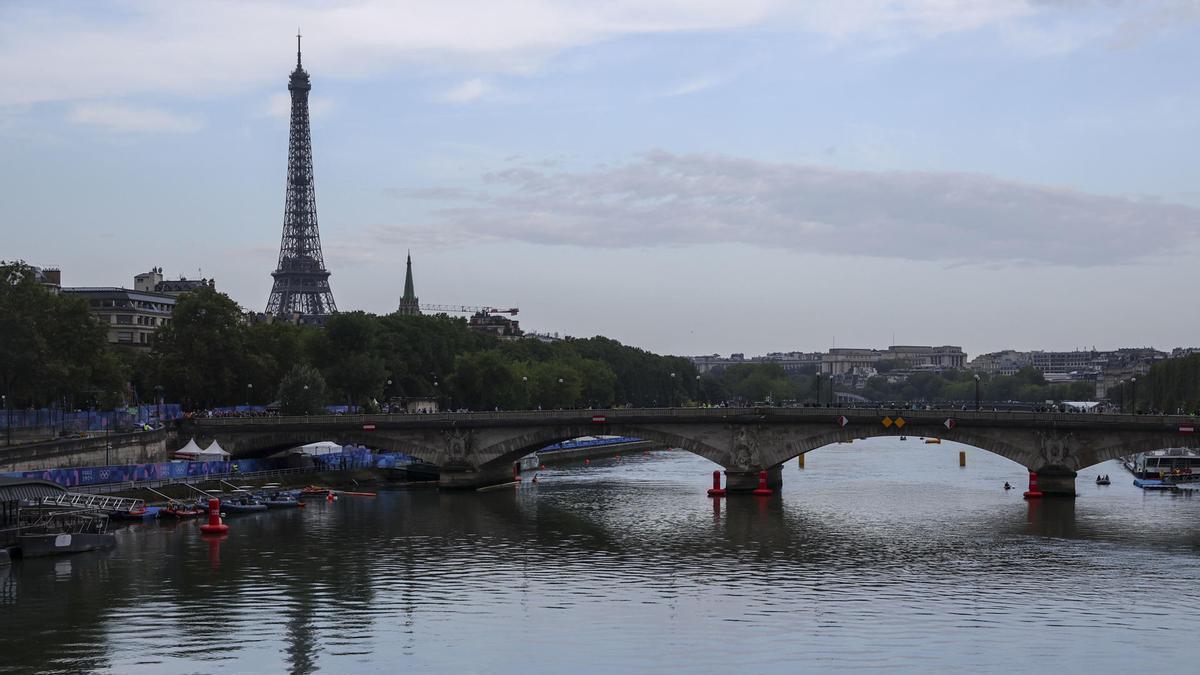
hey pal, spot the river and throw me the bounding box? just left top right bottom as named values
left=2, top=439, right=1199, bottom=674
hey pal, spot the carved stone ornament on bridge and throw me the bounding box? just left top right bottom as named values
left=730, top=426, right=762, bottom=469
left=1037, top=431, right=1079, bottom=470
left=444, top=429, right=475, bottom=467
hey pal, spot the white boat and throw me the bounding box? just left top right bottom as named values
left=1124, top=448, right=1200, bottom=486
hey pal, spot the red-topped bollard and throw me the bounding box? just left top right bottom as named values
left=752, top=470, right=773, bottom=496
left=707, top=470, right=726, bottom=497
left=199, top=497, right=228, bottom=535
left=1023, top=471, right=1043, bottom=499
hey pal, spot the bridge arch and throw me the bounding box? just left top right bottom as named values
left=472, top=423, right=729, bottom=471
left=754, top=426, right=1037, bottom=470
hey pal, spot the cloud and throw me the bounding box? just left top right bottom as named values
left=2, top=1, right=1188, bottom=107
left=437, top=78, right=492, bottom=103
left=386, top=151, right=1200, bottom=265
left=66, top=102, right=203, bottom=133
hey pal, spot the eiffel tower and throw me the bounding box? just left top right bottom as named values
left=265, top=33, right=337, bottom=321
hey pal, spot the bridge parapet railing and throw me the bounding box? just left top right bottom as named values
left=185, top=407, right=1196, bottom=429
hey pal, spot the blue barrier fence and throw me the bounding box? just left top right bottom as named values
left=3, top=444, right=419, bottom=489
left=539, top=436, right=643, bottom=452
left=0, top=404, right=184, bottom=431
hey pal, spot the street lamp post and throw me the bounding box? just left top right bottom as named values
left=2, top=394, right=9, bottom=447
left=1131, top=377, right=1138, bottom=414
left=246, top=383, right=253, bottom=407
left=669, top=372, right=676, bottom=408
left=521, top=376, right=529, bottom=410
left=385, top=379, right=392, bottom=413
left=696, top=374, right=702, bottom=407
left=814, top=373, right=822, bottom=406
left=974, top=374, right=981, bottom=411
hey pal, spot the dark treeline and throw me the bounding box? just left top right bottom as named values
left=0, top=260, right=1139, bottom=414
left=861, top=366, right=1095, bottom=403
left=703, top=362, right=1096, bottom=405
left=1, top=263, right=700, bottom=412
left=1138, top=354, right=1200, bottom=413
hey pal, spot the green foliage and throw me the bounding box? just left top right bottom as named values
left=150, top=285, right=249, bottom=408
left=1141, top=354, right=1200, bottom=413
left=861, top=367, right=1094, bottom=404
left=277, top=364, right=327, bottom=415
left=0, top=261, right=124, bottom=407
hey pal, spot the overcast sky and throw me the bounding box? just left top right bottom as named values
left=3, top=1, right=1199, bottom=358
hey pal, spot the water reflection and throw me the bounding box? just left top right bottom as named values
left=1, top=442, right=1199, bottom=674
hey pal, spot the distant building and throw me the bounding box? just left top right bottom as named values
left=968, top=350, right=1032, bottom=376
left=133, top=266, right=214, bottom=296
left=468, top=311, right=523, bottom=339
left=691, top=345, right=964, bottom=378
left=62, top=266, right=213, bottom=348
left=397, top=253, right=420, bottom=316
left=63, top=286, right=176, bottom=348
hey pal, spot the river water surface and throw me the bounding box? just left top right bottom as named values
left=3, top=439, right=1200, bottom=674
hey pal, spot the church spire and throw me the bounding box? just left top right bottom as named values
left=398, top=251, right=421, bottom=316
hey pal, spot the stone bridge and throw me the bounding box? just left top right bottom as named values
left=181, top=407, right=1200, bottom=495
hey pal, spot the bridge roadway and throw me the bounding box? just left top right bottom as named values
left=183, top=407, right=1200, bottom=495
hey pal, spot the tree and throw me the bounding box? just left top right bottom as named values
left=0, top=261, right=121, bottom=408
left=278, top=364, right=327, bottom=415
left=151, top=286, right=249, bottom=408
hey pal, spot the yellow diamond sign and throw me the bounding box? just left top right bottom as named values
left=895, top=417, right=906, bottom=429
left=882, top=416, right=893, bottom=428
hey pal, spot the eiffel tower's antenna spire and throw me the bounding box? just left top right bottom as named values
left=296, top=29, right=302, bottom=67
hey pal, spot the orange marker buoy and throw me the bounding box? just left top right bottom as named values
left=751, top=470, right=773, bottom=497
left=707, top=470, right=726, bottom=497
left=1023, top=471, right=1043, bottom=499
left=199, top=498, right=228, bottom=535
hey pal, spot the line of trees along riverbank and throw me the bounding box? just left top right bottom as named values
left=3, top=261, right=1174, bottom=414
left=0, top=263, right=701, bottom=412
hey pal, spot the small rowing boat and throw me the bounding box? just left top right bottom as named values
left=161, top=504, right=203, bottom=519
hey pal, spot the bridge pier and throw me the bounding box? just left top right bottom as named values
left=438, top=465, right=514, bottom=491
left=724, top=464, right=783, bottom=493
left=1033, top=469, right=1077, bottom=497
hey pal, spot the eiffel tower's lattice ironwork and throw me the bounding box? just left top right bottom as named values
left=265, top=33, right=337, bottom=320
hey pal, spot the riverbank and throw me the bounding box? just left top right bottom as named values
left=104, top=468, right=411, bottom=503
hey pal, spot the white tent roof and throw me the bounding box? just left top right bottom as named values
left=175, top=437, right=205, bottom=455
left=203, top=440, right=231, bottom=457
left=292, top=441, right=343, bottom=456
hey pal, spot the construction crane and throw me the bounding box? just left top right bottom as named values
left=420, top=304, right=519, bottom=316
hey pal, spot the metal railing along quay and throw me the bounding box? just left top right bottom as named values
left=72, top=466, right=326, bottom=496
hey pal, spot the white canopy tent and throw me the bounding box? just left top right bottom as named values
left=173, top=437, right=231, bottom=461
left=290, top=441, right=344, bottom=456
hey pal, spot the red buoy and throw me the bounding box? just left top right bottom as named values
left=751, top=470, right=773, bottom=496
left=1023, top=471, right=1043, bottom=499
left=584, top=458, right=590, bottom=466
left=326, top=490, right=336, bottom=502
left=707, top=470, right=726, bottom=497
left=199, top=498, right=229, bottom=535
